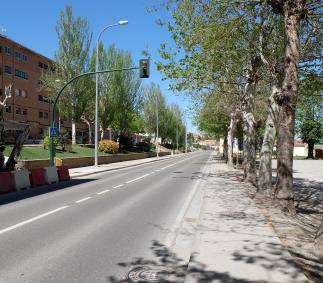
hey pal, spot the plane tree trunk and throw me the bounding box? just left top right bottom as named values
left=227, top=111, right=239, bottom=167
left=274, top=1, right=304, bottom=214
left=242, top=68, right=257, bottom=185
left=258, top=85, right=281, bottom=195
left=314, top=219, right=323, bottom=251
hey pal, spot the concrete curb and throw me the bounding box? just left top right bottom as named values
left=70, top=153, right=191, bottom=179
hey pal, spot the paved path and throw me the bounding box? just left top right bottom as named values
left=272, top=159, right=323, bottom=182
left=184, top=156, right=308, bottom=283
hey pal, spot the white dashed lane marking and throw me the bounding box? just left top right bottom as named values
left=75, top=197, right=92, bottom=204
left=0, top=206, right=69, bottom=235
left=96, top=189, right=110, bottom=195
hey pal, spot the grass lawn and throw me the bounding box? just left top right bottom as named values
left=3, top=145, right=112, bottom=160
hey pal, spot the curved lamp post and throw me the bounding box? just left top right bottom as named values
left=49, top=67, right=137, bottom=166
left=95, top=20, right=128, bottom=167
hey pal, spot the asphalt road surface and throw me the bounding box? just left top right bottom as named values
left=0, top=151, right=211, bottom=283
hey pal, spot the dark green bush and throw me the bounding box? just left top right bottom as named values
left=118, top=134, right=134, bottom=151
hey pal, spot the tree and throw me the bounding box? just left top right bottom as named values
left=266, top=0, right=322, bottom=213
left=141, top=83, right=168, bottom=142
left=42, top=6, right=92, bottom=145
left=157, top=0, right=274, bottom=184
left=91, top=44, right=141, bottom=140
left=297, top=74, right=323, bottom=158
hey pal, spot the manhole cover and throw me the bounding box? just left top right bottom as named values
left=126, top=266, right=170, bottom=282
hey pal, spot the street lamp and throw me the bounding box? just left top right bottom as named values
left=156, top=95, right=159, bottom=158
left=176, top=122, right=178, bottom=153
left=95, top=20, right=128, bottom=167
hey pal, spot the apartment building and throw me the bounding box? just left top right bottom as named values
left=0, top=35, right=88, bottom=142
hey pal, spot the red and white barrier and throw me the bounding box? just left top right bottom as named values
left=44, top=167, right=59, bottom=184
left=57, top=166, right=70, bottom=181
left=0, top=172, right=14, bottom=193
left=0, top=166, right=70, bottom=194
left=29, top=168, right=46, bottom=187
left=12, top=169, right=31, bottom=191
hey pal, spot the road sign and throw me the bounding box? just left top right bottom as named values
left=49, top=127, right=59, bottom=138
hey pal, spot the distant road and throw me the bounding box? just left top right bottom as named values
left=0, top=151, right=211, bottom=282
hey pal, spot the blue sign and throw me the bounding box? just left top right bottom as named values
left=49, top=127, right=59, bottom=138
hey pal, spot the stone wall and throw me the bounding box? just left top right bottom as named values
left=19, top=152, right=171, bottom=170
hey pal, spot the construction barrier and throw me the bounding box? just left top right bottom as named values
left=57, top=166, right=70, bottom=181
left=29, top=168, right=46, bottom=187
left=12, top=169, right=31, bottom=191
left=0, top=172, right=14, bottom=193
left=0, top=166, right=70, bottom=195
left=44, top=167, right=59, bottom=184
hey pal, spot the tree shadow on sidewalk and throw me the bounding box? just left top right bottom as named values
left=106, top=238, right=307, bottom=283
left=228, top=172, right=323, bottom=282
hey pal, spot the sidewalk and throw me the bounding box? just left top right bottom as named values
left=184, top=156, right=308, bottom=283
left=69, top=153, right=178, bottom=178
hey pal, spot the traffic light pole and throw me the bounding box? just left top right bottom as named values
left=49, top=67, right=138, bottom=167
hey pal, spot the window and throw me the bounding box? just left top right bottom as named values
left=0, top=68, right=2, bottom=75
left=16, top=107, right=21, bottom=115
left=44, top=112, right=48, bottom=119
left=0, top=46, right=2, bottom=53
left=15, top=69, right=28, bottom=80
left=4, top=46, right=12, bottom=54
left=38, top=61, right=49, bottom=70
left=0, top=89, right=3, bottom=96
left=4, top=66, right=12, bottom=74
left=38, top=80, right=43, bottom=85
left=38, top=95, right=43, bottom=101
left=39, top=112, right=43, bottom=118
left=39, top=128, right=44, bottom=136
left=22, top=109, right=28, bottom=115
left=15, top=51, right=28, bottom=62
left=15, top=89, right=27, bottom=97
left=5, top=106, right=11, bottom=113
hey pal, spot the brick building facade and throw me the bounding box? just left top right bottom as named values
left=0, top=35, right=88, bottom=142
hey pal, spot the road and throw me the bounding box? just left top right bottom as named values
left=0, top=151, right=211, bottom=283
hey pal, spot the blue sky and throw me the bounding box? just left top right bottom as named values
left=0, top=0, right=197, bottom=132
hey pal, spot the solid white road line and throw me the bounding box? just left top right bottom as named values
left=164, top=155, right=209, bottom=247
left=126, top=174, right=150, bottom=184
left=113, top=184, right=124, bottom=189
left=75, top=197, right=92, bottom=203
left=96, top=189, right=110, bottom=195
left=0, top=206, right=69, bottom=235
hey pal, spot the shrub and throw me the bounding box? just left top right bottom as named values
left=136, top=141, right=153, bottom=152
left=118, top=134, right=134, bottom=151
left=192, top=143, right=202, bottom=149
left=162, top=143, right=174, bottom=149
left=43, top=136, right=58, bottom=150
left=99, top=140, right=119, bottom=154
left=58, top=128, right=71, bottom=151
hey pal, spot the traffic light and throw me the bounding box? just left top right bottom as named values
left=139, top=59, right=150, bottom=78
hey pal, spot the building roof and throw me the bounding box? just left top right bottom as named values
left=0, top=34, right=52, bottom=62
left=294, top=140, right=305, bottom=147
